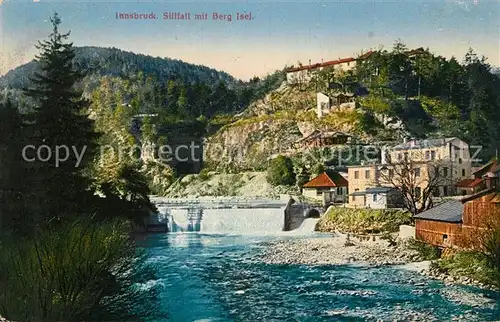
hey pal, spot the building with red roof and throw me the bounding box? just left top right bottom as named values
left=456, top=160, right=499, bottom=195
left=285, top=51, right=375, bottom=85
left=302, top=170, right=348, bottom=204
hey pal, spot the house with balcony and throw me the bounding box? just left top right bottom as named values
left=317, top=92, right=356, bottom=118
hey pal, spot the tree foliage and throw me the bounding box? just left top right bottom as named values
left=266, top=155, right=295, bottom=186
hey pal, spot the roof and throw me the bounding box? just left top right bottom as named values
left=473, top=160, right=500, bottom=177
left=303, top=170, right=348, bottom=188
left=414, top=200, right=463, bottom=223
left=392, top=137, right=458, bottom=151
left=349, top=186, right=397, bottom=196
left=366, top=187, right=397, bottom=194
left=285, top=51, right=374, bottom=73
left=461, top=188, right=500, bottom=203
left=455, top=178, right=483, bottom=188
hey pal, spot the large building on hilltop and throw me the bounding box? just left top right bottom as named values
left=285, top=51, right=374, bottom=85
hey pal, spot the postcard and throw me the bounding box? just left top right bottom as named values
left=1, top=0, right=499, bottom=321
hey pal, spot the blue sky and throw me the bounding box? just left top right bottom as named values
left=1, top=0, right=499, bottom=80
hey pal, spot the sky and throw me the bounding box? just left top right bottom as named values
left=0, top=0, right=499, bottom=80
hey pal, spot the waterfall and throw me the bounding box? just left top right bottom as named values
left=293, top=218, right=319, bottom=234
left=201, top=208, right=284, bottom=234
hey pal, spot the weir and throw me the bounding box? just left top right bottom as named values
left=154, top=198, right=321, bottom=234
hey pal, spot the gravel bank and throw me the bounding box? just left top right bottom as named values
left=258, top=234, right=423, bottom=266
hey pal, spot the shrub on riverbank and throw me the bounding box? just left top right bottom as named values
left=406, top=239, right=441, bottom=260
left=316, top=207, right=412, bottom=234
left=433, top=251, right=500, bottom=288
left=0, top=218, right=159, bottom=321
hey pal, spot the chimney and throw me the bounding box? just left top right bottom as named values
left=309, top=59, right=311, bottom=66
left=381, top=147, right=388, bottom=165
left=484, top=172, right=497, bottom=189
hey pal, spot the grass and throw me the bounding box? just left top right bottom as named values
left=436, top=251, right=500, bottom=288
left=0, top=218, right=159, bottom=321
left=316, top=207, right=412, bottom=234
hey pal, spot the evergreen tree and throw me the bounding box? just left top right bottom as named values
left=23, top=13, right=99, bottom=224
left=0, top=99, right=28, bottom=233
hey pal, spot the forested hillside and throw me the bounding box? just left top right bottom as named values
left=0, top=45, right=286, bottom=193
left=205, top=41, right=500, bottom=173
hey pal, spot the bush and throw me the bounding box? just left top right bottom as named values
left=407, top=239, right=441, bottom=260
left=0, top=218, right=159, bottom=321
left=316, top=207, right=412, bottom=234
left=266, top=155, right=295, bottom=186
left=437, top=251, right=500, bottom=288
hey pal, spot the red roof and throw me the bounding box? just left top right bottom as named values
left=303, top=171, right=348, bottom=188
left=285, top=51, right=374, bottom=73
left=455, top=178, right=483, bottom=188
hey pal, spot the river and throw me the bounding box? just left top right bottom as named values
left=133, top=204, right=500, bottom=321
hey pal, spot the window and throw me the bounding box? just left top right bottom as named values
left=316, top=190, right=323, bottom=196
left=365, top=170, right=371, bottom=179
left=372, top=193, right=378, bottom=202
left=404, top=152, right=409, bottom=160
left=415, top=187, right=422, bottom=199
left=462, top=169, right=466, bottom=177
left=354, top=171, right=359, bottom=179
left=443, top=185, right=449, bottom=196
left=443, top=234, right=448, bottom=240
left=459, top=158, right=463, bottom=164
left=425, top=151, right=430, bottom=160
left=389, top=169, right=394, bottom=178
left=398, top=153, right=402, bottom=160
left=443, top=167, right=449, bottom=177
left=414, top=168, right=421, bottom=177
left=430, top=151, right=436, bottom=161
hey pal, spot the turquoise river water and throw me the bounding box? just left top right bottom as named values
left=135, top=233, right=500, bottom=321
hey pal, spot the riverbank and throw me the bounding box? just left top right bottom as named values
left=257, top=234, right=500, bottom=292
left=258, top=233, right=424, bottom=266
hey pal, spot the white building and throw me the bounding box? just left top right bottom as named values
left=285, top=51, right=374, bottom=85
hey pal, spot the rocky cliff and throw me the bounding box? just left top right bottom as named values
left=204, top=82, right=389, bottom=171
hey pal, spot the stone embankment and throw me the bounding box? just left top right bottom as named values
left=420, top=265, right=498, bottom=291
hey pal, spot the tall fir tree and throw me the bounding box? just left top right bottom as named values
left=23, top=13, right=99, bottom=225
left=0, top=99, right=29, bottom=233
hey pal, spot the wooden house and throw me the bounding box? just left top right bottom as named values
left=414, top=200, right=463, bottom=248
left=415, top=170, right=500, bottom=248
left=293, top=130, right=353, bottom=150
left=461, top=188, right=500, bottom=245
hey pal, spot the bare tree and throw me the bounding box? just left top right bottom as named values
left=378, top=153, right=451, bottom=216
